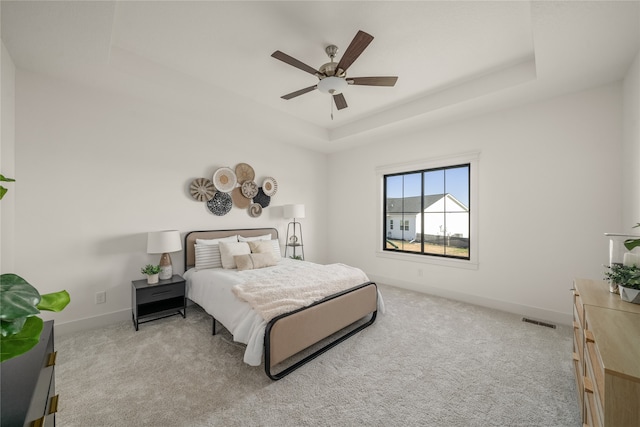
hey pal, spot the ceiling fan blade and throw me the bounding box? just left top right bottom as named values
left=336, top=30, right=374, bottom=73
left=271, top=51, right=318, bottom=75
left=348, top=76, right=398, bottom=87
left=281, top=85, right=317, bottom=100
left=333, top=93, right=348, bottom=110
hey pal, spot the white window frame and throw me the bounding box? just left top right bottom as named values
left=376, top=151, right=479, bottom=270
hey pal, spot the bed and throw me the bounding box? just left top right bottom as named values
left=183, top=227, right=381, bottom=380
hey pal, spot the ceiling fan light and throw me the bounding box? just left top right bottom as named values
left=317, top=76, right=347, bottom=95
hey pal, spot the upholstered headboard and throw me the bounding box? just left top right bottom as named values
left=184, top=228, right=278, bottom=269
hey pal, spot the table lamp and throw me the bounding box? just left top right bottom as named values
left=147, top=230, right=182, bottom=280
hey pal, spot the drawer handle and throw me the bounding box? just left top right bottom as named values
left=584, top=376, right=594, bottom=393
left=151, top=290, right=172, bottom=296
left=585, top=330, right=595, bottom=343
left=46, top=351, right=57, bottom=367
left=31, top=416, right=45, bottom=427
left=49, top=394, right=59, bottom=414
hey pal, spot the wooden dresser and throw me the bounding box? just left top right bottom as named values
left=572, top=279, right=640, bottom=427
left=0, top=320, right=58, bottom=427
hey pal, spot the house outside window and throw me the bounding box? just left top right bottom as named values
left=378, top=152, right=478, bottom=268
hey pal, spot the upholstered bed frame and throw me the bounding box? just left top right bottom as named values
left=184, top=228, right=378, bottom=380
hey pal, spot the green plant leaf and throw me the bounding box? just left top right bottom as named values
left=0, top=274, right=41, bottom=320
left=0, top=316, right=43, bottom=362
left=38, top=290, right=70, bottom=312
left=624, top=239, right=640, bottom=251
left=0, top=317, right=26, bottom=337
left=0, top=186, right=6, bottom=200
left=0, top=174, right=15, bottom=182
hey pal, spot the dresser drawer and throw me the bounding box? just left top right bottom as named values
left=136, top=282, right=185, bottom=304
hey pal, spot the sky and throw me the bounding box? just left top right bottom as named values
left=385, top=165, right=469, bottom=206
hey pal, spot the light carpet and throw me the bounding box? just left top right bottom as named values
left=56, top=284, right=580, bottom=426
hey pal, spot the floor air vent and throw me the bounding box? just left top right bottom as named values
left=522, top=317, right=556, bottom=329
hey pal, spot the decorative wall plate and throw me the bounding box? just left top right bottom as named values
left=213, top=167, right=237, bottom=193
left=231, top=187, right=250, bottom=209
left=253, top=187, right=271, bottom=208
left=241, top=180, right=259, bottom=198
left=262, top=177, right=278, bottom=196
left=235, top=163, right=255, bottom=183
left=190, top=178, right=215, bottom=201
left=248, top=203, right=262, bottom=218
left=206, top=191, right=232, bottom=216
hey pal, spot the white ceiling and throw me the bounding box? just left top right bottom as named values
left=1, top=1, right=639, bottom=152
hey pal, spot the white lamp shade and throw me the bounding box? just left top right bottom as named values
left=147, top=230, right=182, bottom=254
left=284, top=204, right=305, bottom=219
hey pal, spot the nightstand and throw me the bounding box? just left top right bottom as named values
left=131, top=274, right=186, bottom=331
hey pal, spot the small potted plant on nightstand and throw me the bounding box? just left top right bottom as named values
left=141, top=264, right=161, bottom=284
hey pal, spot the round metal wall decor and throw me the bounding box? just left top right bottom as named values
left=253, top=187, right=271, bottom=208
left=189, top=178, right=215, bottom=201
left=206, top=191, right=232, bottom=216
left=248, top=203, right=262, bottom=218
left=235, top=163, right=255, bottom=183
left=241, top=180, right=259, bottom=198
left=213, top=167, right=237, bottom=193
left=231, top=187, right=250, bottom=209
left=262, top=177, right=278, bottom=196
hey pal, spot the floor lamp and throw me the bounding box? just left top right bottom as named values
left=284, top=204, right=305, bottom=260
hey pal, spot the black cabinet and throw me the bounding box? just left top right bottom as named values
left=1, top=320, right=57, bottom=427
left=131, top=274, right=186, bottom=330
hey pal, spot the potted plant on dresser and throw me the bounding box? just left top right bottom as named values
left=605, top=263, right=640, bottom=304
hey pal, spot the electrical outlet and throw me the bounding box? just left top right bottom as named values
left=95, top=291, right=106, bottom=304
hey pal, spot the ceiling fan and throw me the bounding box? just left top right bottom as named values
left=271, top=30, right=398, bottom=118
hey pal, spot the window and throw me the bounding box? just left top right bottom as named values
left=380, top=153, right=477, bottom=265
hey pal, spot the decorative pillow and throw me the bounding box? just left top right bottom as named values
left=234, top=253, right=278, bottom=271
left=196, top=235, right=238, bottom=245
left=195, top=244, right=223, bottom=270
left=238, top=234, right=272, bottom=242
left=270, top=240, right=282, bottom=259
left=248, top=240, right=278, bottom=263
left=219, top=241, right=251, bottom=269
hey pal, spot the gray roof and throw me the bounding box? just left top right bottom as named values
left=386, top=194, right=467, bottom=214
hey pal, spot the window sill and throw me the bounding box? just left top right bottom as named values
left=376, top=250, right=478, bottom=270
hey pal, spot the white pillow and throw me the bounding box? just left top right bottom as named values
left=196, top=235, right=238, bottom=245
left=195, top=244, right=223, bottom=270
left=270, top=240, right=282, bottom=259
left=194, top=235, right=238, bottom=270
left=219, top=241, right=251, bottom=269
left=238, top=234, right=272, bottom=242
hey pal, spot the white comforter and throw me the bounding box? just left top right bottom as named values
left=184, top=258, right=384, bottom=366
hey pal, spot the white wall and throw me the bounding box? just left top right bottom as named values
left=14, top=70, right=328, bottom=331
left=327, top=83, right=623, bottom=325
left=622, top=49, right=640, bottom=229
left=1, top=41, right=16, bottom=273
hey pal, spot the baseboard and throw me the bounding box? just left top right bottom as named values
left=54, top=309, right=132, bottom=336
left=54, top=300, right=198, bottom=336
left=368, top=274, right=573, bottom=326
